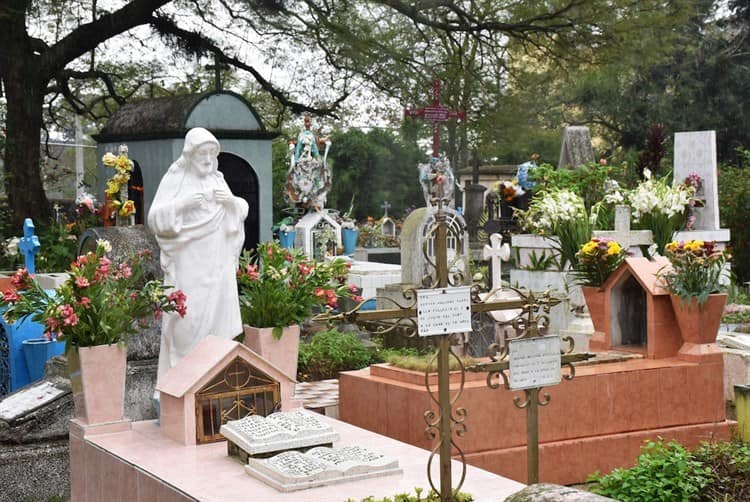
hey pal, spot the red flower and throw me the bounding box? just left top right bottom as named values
left=2, top=289, right=19, bottom=303
left=75, top=276, right=90, bottom=288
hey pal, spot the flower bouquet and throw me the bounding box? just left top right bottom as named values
left=659, top=240, right=730, bottom=305
left=628, top=169, right=693, bottom=255
left=0, top=240, right=187, bottom=349
left=102, top=145, right=136, bottom=223
left=237, top=240, right=360, bottom=338
left=572, top=238, right=627, bottom=287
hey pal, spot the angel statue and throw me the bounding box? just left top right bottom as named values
left=284, top=114, right=332, bottom=212
left=418, top=156, right=455, bottom=208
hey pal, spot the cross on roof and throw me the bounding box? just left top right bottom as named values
left=205, top=54, right=230, bottom=92
left=381, top=200, right=391, bottom=218
left=404, top=79, right=466, bottom=159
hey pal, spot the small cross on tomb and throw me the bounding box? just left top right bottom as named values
left=594, top=204, right=652, bottom=254
left=483, top=233, right=511, bottom=292
left=205, top=54, right=230, bottom=92
left=381, top=200, right=391, bottom=218
left=404, top=79, right=466, bottom=158
left=19, top=218, right=40, bottom=274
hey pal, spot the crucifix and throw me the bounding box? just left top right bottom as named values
left=482, top=233, right=511, bottom=293
left=405, top=79, right=466, bottom=159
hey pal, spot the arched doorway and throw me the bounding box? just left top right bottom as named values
left=218, top=152, right=260, bottom=253
left=128, top=161, right=145, bottom=225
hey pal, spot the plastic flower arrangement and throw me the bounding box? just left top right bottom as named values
left=102, top=145, right=136, bottom=219
left=628, top=169, right=693, bottom=255
left=659, top=240, right=731, bottom=305
left=491, top=180, right=525, bottom=203
left=0, top=240, right=187, bottom=348
left=236, top=240, right=361, bottom=338
left=572, top=238, right=627, bottom=287
left=517, top=188, right=591, bottom=269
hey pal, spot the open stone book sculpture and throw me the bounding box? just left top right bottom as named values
left=220, top=409, right=339, bottom=459
left=244, top=445, right=402, bottom=492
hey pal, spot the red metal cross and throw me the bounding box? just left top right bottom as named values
left=404, top=79, right=467, bottom=158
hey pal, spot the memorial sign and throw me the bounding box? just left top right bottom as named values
left=509, top=336, right=561, bottom=390
left=417, top=286, right=472, bottom=336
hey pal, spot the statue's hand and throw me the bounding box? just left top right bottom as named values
left=179, top=193, right=204, bottom=212
left=214, top=188, right=232, bottom=205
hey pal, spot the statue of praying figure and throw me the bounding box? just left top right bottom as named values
left=284, top=114, right=332, bottom=212
left=148, top=127, right=248, bottom=387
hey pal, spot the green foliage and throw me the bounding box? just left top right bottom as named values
left=383, top=351, right=475, bottom=373
left=719, top=148, right=750, bottom=283
left=344, top=486, right=473, bottom=501
left=660, top=240, right=730, bottom=305
left=521, top=250, right=558, bottom=271
left=588, top=439, right=715, bottom=501
left=530, top=162, right=625, bottom=212
left=693, top=439, right=750, bottom=501
left=237, top=241, right=355, bottom=333
left=297, top=328, right=374, bottom=381
left=36, top=221, right=79, bottom=273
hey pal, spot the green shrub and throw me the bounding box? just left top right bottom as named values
left=297, top=328, right=374, bottom=381
left=344, top=487, right=473, bottom=501
left=588, top=439, right=715, bottom=501
left=693, top=440, right=750, bottom=501
left=719, top=148, right=750, bottom=283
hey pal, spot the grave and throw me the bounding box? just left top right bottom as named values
left=558, top=125, right=595, bottom=168
left=94, top=91, right=276, bottom=252
left=380, top=200, right=397, bottom=237
left=293, top=210, right=342, bottom=260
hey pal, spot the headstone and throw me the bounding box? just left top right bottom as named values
left=19, top=219, right=40, bottom=274
left=593, top=204, right=652, bottom=256
left=558, top=126, right=595, bottom=168
left=220, top=409, right=339, bottom=458
left=482, top=233, right=511, bottom=292
left=245, top=445, right=402, bottom=492
left=673, top=130, right=719, bottom=231
left=400, top=207, right=470, bottom=287
left=294, top=211, right=342, bottom=260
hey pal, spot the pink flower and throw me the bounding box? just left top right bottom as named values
left=2, top=289, right=19, bottom=303
left=244, top=264, right=259, bottom=280
left=299, top=263, right=314, bottom=276
left=115, top=263, right=132, bottom=279
left=353, top=295, right=364, bottom=303
left=348, top=284, right=358, bottom=294
left=78, top=297, right=91, bottom=308
left=10, top=269, right=31, bottom=289
left=314, top=288, right=326, bottom=298
left=154, top=308, right=162, bottom=320
left=75, top=276, right=90, bottom=288
left=57, top=304, right=79, bottom=327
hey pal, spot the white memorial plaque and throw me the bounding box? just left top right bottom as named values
left=417, top=286, right=472, bottom=336
left=509, top=335, right=561, bottom=390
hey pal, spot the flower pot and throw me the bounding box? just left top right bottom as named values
left=242, top=325, right=300, bottom=380
left=670, top=293, right=727, bottom=344
left=279, top=230, right=296, bottom=249
left=581, top=286, right=607, bottom=334
left=342, top=228, right=358, bottom=255
left=21, top=338, right=65, bottom=381
left=67, top=343, right=127, bottom=424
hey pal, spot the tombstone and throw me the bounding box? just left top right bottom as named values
left=593, top=204, right=652, bottom=256
left=673, top=130, right=720, bottom=231
left=18, top=219, right=40, bottom=274
left=94, top=91, right=276, bottom=251
left=400, top=207, right=470, bottom=287
left=558, top=126, right=595, bottom=168
left=294, top=211, right=342, bottom=260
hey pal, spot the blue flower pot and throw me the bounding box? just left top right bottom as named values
left=279, top=230, right=296, bottom=249
left=22, top=338, right=66, bottom=382
left=342, top=228, right=358, bottom=255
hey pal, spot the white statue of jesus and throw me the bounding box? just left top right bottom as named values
left=148, top=127, right=248, bottom=387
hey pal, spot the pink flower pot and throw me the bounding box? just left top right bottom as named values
left=242, top=325, right=300, bottom=380
left=67, top=343, right=127, bottom=424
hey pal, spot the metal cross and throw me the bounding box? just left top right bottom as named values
left=18, top=218, right=40, bottom=274
left=381, top=201, right=391, bottom=218
left=404, top=79, right=467, bottom=159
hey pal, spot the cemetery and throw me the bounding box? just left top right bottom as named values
left=2, top=2, right=750, bottom=501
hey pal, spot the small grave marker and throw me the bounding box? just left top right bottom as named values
left=19, top=219, right=40, bottom=274
left=417, top=286, right=472, bottom=336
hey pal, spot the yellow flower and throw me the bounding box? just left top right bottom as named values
left=665, top=241, right=679, bottom=253
left=115, top=156, right=133, bottom=172
left=109, top=199, right=122, bottom=209
left=113, top=173, right=130, bottom=185
left=102, top=152, right=118, bottom=166
left=118, top=200, right=136, bottom=217
left=582, top=241, right=597, bottom=255
left=607, top=241, right=622, bottom=256
left=684, top=240, right=703, bottom=253
left=105, top=180, right=120, bottom=196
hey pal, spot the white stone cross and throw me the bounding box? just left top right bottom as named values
left=483, top=233, right=511, bottom=291
left=593, top=204, right=653, bottom=253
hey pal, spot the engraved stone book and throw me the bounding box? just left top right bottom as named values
left=219, top=409, right=339, bottom=456
left=244, top=445, right=402, bottom=492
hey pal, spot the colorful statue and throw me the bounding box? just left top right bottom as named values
left=284, top=115, right=332, bottom=211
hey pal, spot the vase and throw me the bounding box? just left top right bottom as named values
left=21, top=338, right=66, bottom=381
left=670, top=293, right=727, bottom=344
left=581, top=286, right=607, bottom=334
left=67, top=343, right=128, bottom=424
left=342, top=228, right=358, bottom=255
left=279, top=230, right=296, bottom=249
left=242, top=325, right=300, bottom=380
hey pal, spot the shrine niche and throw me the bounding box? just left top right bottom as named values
left=156, top=336, right=299, bottom=446
left=195, top=356, right=280, bottom=444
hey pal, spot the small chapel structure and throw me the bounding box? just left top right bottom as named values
left=93, top=91, right=276, bottom=252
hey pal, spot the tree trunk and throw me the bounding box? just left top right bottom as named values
left=1, top=2, right=52, bottom=230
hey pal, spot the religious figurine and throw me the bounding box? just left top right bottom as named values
left=284, top=114, right=332, bottom=212
left=418, top=156, right=455, bottom=208
left=148, top=127, right=248, bottom=388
